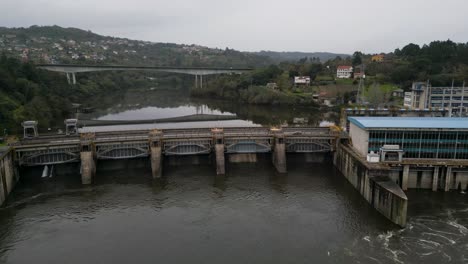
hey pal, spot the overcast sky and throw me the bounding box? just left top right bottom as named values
left=1, top=0, right=467, bottom=54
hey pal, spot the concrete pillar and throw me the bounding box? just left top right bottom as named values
left=271, top=128, right=287, bottom=173
left=80, top=151, right=95, bottom=184
left=432, top=166, right=439, bottom=191
left=80, top=133, right=96, bottom=185
left=149, top=130, right=163, bottom=179
left=200, top=75, right=203, bottom=89
left=72, top=73, right=77, bottom=85
left=195, top=75, right=198, bottom=89
left=212, top=128, right=225, bottom=175
left=445, top=166, right=453, bottom=192
left=402, top=165, right=410, bottom=191
left=66, top=73, right=71, bottom=84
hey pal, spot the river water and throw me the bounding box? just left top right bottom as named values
left=1, top=88, right=467, bottom=263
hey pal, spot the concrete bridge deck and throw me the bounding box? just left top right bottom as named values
left=36, top=64, right=253, bottom=85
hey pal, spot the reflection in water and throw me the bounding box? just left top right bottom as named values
left=80, top=87, right=331, bottom=127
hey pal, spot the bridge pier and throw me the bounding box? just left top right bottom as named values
left=212, top=128, right=225, bottom=175
left=402, top=165, right=410, bottom=191
left=432, top=166, right=440, bottom=191
left=271, top=128, right=287, bottom=173
left=80, top=133, right=96, bottom=184
left=194, top=74, right=204, bottom=89
left=149, top=130, right=164, bottom=179
left=444, top=166, right=453, bottom=192
left=66, top=72, right=77, bottom=85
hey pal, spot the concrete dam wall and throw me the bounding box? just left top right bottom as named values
left=0, top=148, right=19, bottom=205
left=334, top=143, right=408, bottom=227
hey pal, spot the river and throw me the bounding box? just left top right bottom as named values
left=0, top=88, right=467, bottom=263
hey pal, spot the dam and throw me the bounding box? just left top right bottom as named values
left=2, top=120, right=412, bottom=228
left=4, top=116, right=468, bottom=228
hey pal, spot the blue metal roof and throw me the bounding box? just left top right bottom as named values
left=348, top=117, right=468, bottom=129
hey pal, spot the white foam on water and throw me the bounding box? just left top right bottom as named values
left=442, top=252, right=452, bottom=262
left=417, top=239, right=441, bottom=248
left=421, top=252, right=435, bottom=256
left=377, top=231, right=406, bottom=264
left=447, top=220, right=468, bottom=235
left=422, top=232, right=456, bottom=245
left=364, top=255, right=383, bottom=264
left=363, top=236, right=371, bottom=242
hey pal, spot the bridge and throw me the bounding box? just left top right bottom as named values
left=13, top=126, right=341, bottom=184
left=36, top=64, right=253, bottom=86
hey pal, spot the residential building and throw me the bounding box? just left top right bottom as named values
left=404, top=82, right=468, bottom=116
left=392, top=89, right=404, bottom=97
left=371, top=54, right=384, bottom=62
left=348, top=117, right=468, bottom=160
left=353, top=65, right=365, bottom=79
left=336, top=66, right=353, bottom=79
left=294, top=76, right=311, bottom=85
left=266, top=83, right=278, bottom=90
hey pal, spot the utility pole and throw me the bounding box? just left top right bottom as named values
left=426, top=79, right=431, bottom=109
left=356, top=76, right=363, bottom=105
left=461, top=81, right=466, bottom=117
left=449, top=79, right=454, bottom=117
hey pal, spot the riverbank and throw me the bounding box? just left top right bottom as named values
left=191, top=84, right=319, bottom=106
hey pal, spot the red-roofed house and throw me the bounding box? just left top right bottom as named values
left=336, top=66, right=353, bottom=79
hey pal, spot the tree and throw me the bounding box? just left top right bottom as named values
left=400, top=43, right=420, bottom=57
left=352, top=51, right=363, bottom=66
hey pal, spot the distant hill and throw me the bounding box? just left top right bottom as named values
left=253, top=51, right=350, bottom=63
left=0, top=25, right=272, bottom=68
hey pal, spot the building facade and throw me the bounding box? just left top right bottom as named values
left=294, top=76, right=311, bottom=85
left=336, top=66, right=353, bottom=79
left=371, top=54, right=384, bottom=62
left=348, top=117, right=468, bottom=160
left=404, top=82, right=467, bottom=116
left=353, top=65, right=365, bottom=79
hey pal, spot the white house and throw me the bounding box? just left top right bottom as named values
left=294, top=76, right=311, bottom=85
left=336, top=66, right=353, bottom=79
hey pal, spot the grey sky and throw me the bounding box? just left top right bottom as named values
left=1, top=0, right=467, bottom=54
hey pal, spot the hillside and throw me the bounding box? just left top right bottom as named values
left=0, top=25, right=272, bottom=68
left=254, top=51, right=350, bottom=63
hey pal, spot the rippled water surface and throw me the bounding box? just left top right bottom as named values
left=0, top=162, right=466, bottom=264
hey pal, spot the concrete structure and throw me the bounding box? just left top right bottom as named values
left=64, top=119, right=78, bottom=135
left=334, top=143, right=407, bottom=227
left=36, top=64, right=253, bottom=86
left=340, top=107, right=448, bottom=132
left=14, top=126, right=337, bottom=184
left=271, top=128, right=287, bottom=173
left=347, top=117, right=468, bottom=191
left=10, top=121, right=432, bottom=227
left=336, top=66, right=353, bottom=79
left=22, top=121, right=38, bottom=138
left=0, top=147, right=19, bottom=205
left=404, top=81, right=467, bottom=116
left=349, top=117, right=468, bottom=159
left=149, top=130, right=163, bottom=179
